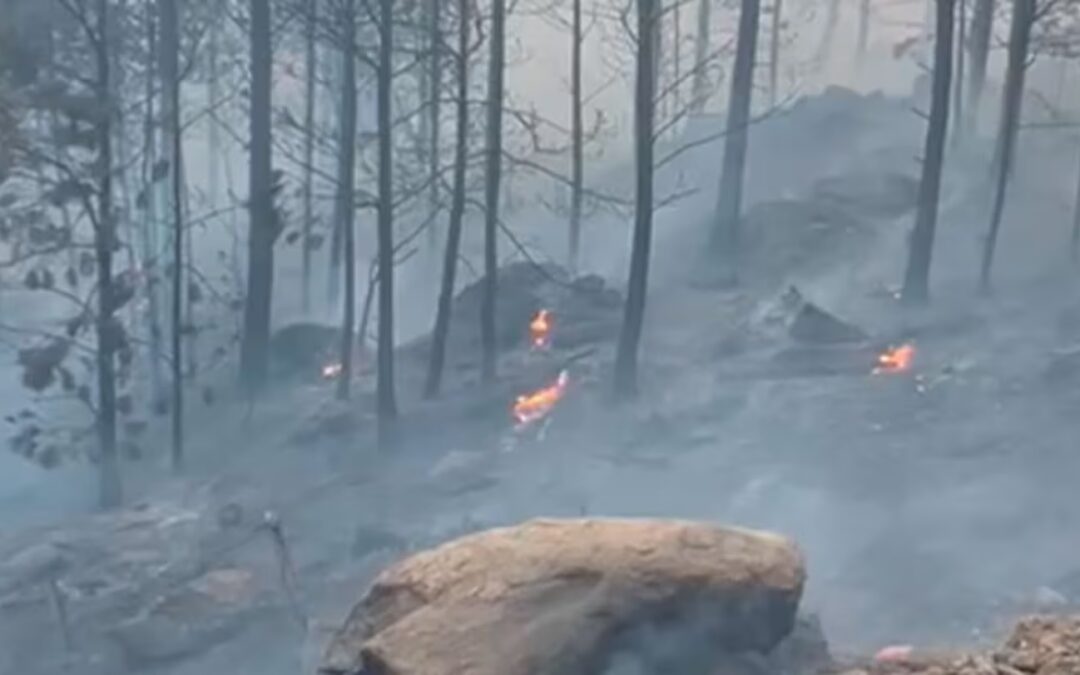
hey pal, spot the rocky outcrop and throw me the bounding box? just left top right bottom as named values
left=320, top=518, right=806, bottom=675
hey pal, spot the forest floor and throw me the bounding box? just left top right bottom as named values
left=5, top=87, right=1080, bottom=675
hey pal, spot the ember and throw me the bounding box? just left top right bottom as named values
left=321, top=362, right=343, bottom=379
left=513, top=370, right=569, bottom=428
left=529, top=309, right=553, bottom=350
left=872, top=343, right=915, bottom=374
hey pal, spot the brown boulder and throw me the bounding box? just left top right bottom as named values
left=320, top=518, right=806, bottom=675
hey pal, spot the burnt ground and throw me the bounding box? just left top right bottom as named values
left=5, top=87, right=1080, bottom=674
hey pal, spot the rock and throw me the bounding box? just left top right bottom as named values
left=811, top=171, right=919, bottom=219
left=321, top=518, right=805, bottom=675
left=428, top=450, right=497, bottom=496
left=270, top=323, right=340, bottom=375
left=786, top=290, right=868, bottom=345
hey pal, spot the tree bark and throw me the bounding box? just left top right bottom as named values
left=952, top=0, right=966, bottom=145
left=481, top=0, right=506, bottom=383
left=424, top=0, right=470, bottom=399
left=1071, top=150, right=1080, bottom=263
left=711, top=0, right=762, bottom=282
left=690, top=0, right=712, bottom=113
left=613, top=0, right=657, bottom=399
left=901, top=0, right=955, bottom=304
left=815, top=0, right=840, bottom=65
left=966, top=0, right=994, bottom=134
left=979, top=0, right=1033, bottom=293
left=335, top=0, right=358, bottom=401
left=376, top=0, right=398, bottom=429
left=240, top=0, right=275, bottom=393
left=159, top=0, right=184, bottom=471
left=94, top=0, right=122, bottom=508
left=568, top=0, right=584, bottom=275
left=427, top=0, right=444, bottom=281
left=302, top=0, right=318, bottom=313
left=770, top=0, right=784, bottom=105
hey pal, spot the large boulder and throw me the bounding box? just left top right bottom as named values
left=320, top=518, right=806, bottom=675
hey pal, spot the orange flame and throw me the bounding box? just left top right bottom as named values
left=513, top=370, right=569, bottom=427
left=322, top=362, right=344, bottom=379
left=872, top=343, right=915, bottom=374
left=529, top=309, right=553, bottom=350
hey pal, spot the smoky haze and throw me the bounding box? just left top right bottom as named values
left=2, top=0, right=1080, bottom=673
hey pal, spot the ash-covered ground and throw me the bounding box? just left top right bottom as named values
left=4, top=85, right=1080, bottom=675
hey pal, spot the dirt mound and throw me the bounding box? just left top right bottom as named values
left=320, top=518, right=807, bottom=675
left=836, top=616, right=1080, bottom=675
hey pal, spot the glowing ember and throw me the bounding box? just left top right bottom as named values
left=321, top=362, right=344, bottom=379
left=872, top=343, right=915, bottom=374
left=529, top=309, right=553, bottom=350
left=513, top=370, right=569, bottom=428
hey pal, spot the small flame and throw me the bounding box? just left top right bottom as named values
left=322, top=362, right=344, bottom=379
left=513, top=370, right=569, bottom=428
left=529, top=309, right=553, bottom=350
left=872, top=343, right=915, bottom=374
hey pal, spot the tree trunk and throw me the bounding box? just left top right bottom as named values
left=569, top=0, right=584, bottom=274
left=376, top=0, right=398, bottom=429
left=302, top=0, right=318, bottom=313
left=427, top=0, right=444, bottom=282
left=159, top=0, right=184, bottom=471
left=240, top=0, right=275, bottom=393
left=901, top=0, right=955, bottom=304
left=856, top=0, right=869, bottom=62
left=424, top=0, right=470, bottom=399
left=690, top=0, right=712, bottom=112
left=710, top=0, right=762, bottom=282
left=966, top=0, right=994, bottom=134
left=952, top=0, right=966, bottom=145
left=613, top=0, right=657, bottom=399
left=481, top=0, right=506, bottom=384
left=770, top=0, right=784, bottom=105
left=139, top=5, right=166, bottom=414
left=94, top=0, right=122, bottom=508
left=335, top=0, right=358, bottom=401
left=979, top=0, right=1033, bottom=293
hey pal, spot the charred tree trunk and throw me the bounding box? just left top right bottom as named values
left=613, top=0, right=657, bottom=399
left=240, top=0, right=275, bottom=393
left=139, top=7, right=165, bottom=413
left=481, top=0, right=506, bottom=384
left=376, top=0, right=398, bottom=428
left=979, top=0, right=1033, bottom=293
left=427, top=0, right=444, bottom=278
left=335, top=0, right=358, bottom=401
left=1071, top=150, right=1080, bottom=263
left=856, top=0, right=870, bottom=62
left=691, top=0, right=712, bottom=112
left=710, top=0, right=762, bottom=283
left=569, top=0, right=584, bottom=274
left=966, top=0, right=994, bottom=133
left=952, top=0, right=966, bottom=145
left=302, top=0, right=318, bottom=313
left=770, top=0, right=784, bottom=105
left=94, top=0, right=122, bottom=508
left=901, top=0, right=955, bottom=304
left=424, top=0, right=470, bottom=399
left=159, top=0, right=184, bottom=470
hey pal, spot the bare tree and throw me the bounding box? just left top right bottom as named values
left=302, top=0, right=318, bottom=313
left=952, top=0, right=966, bottom=144
left=335, top=0, right=358, bottom=401
left=159, top=0, right=184, bottom=470
left=902, top=0, right=956, bottom=304
left=569, top=0, right=585, bottom=273
left=481, top=0, right=506, bottom=384
left=710, top=0, right=762, bottom=283
left=690, top=0, right=712, bottom=112
left=240, top=0, right=276, bottom=393
left=771, top=0, right=784, bottom=104
left=613, top=0, right=657, bottom=398
left=856, top=0, right=870, bottom=62
left=966, top=0, right=994, bottom=133
left=375, top=0, right=398, bottom=430
left=979, top=0, right=1034, bottom=292
left=425, top=0, right=444, bottom=275
left=424, top=0, right=470, bottom=399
